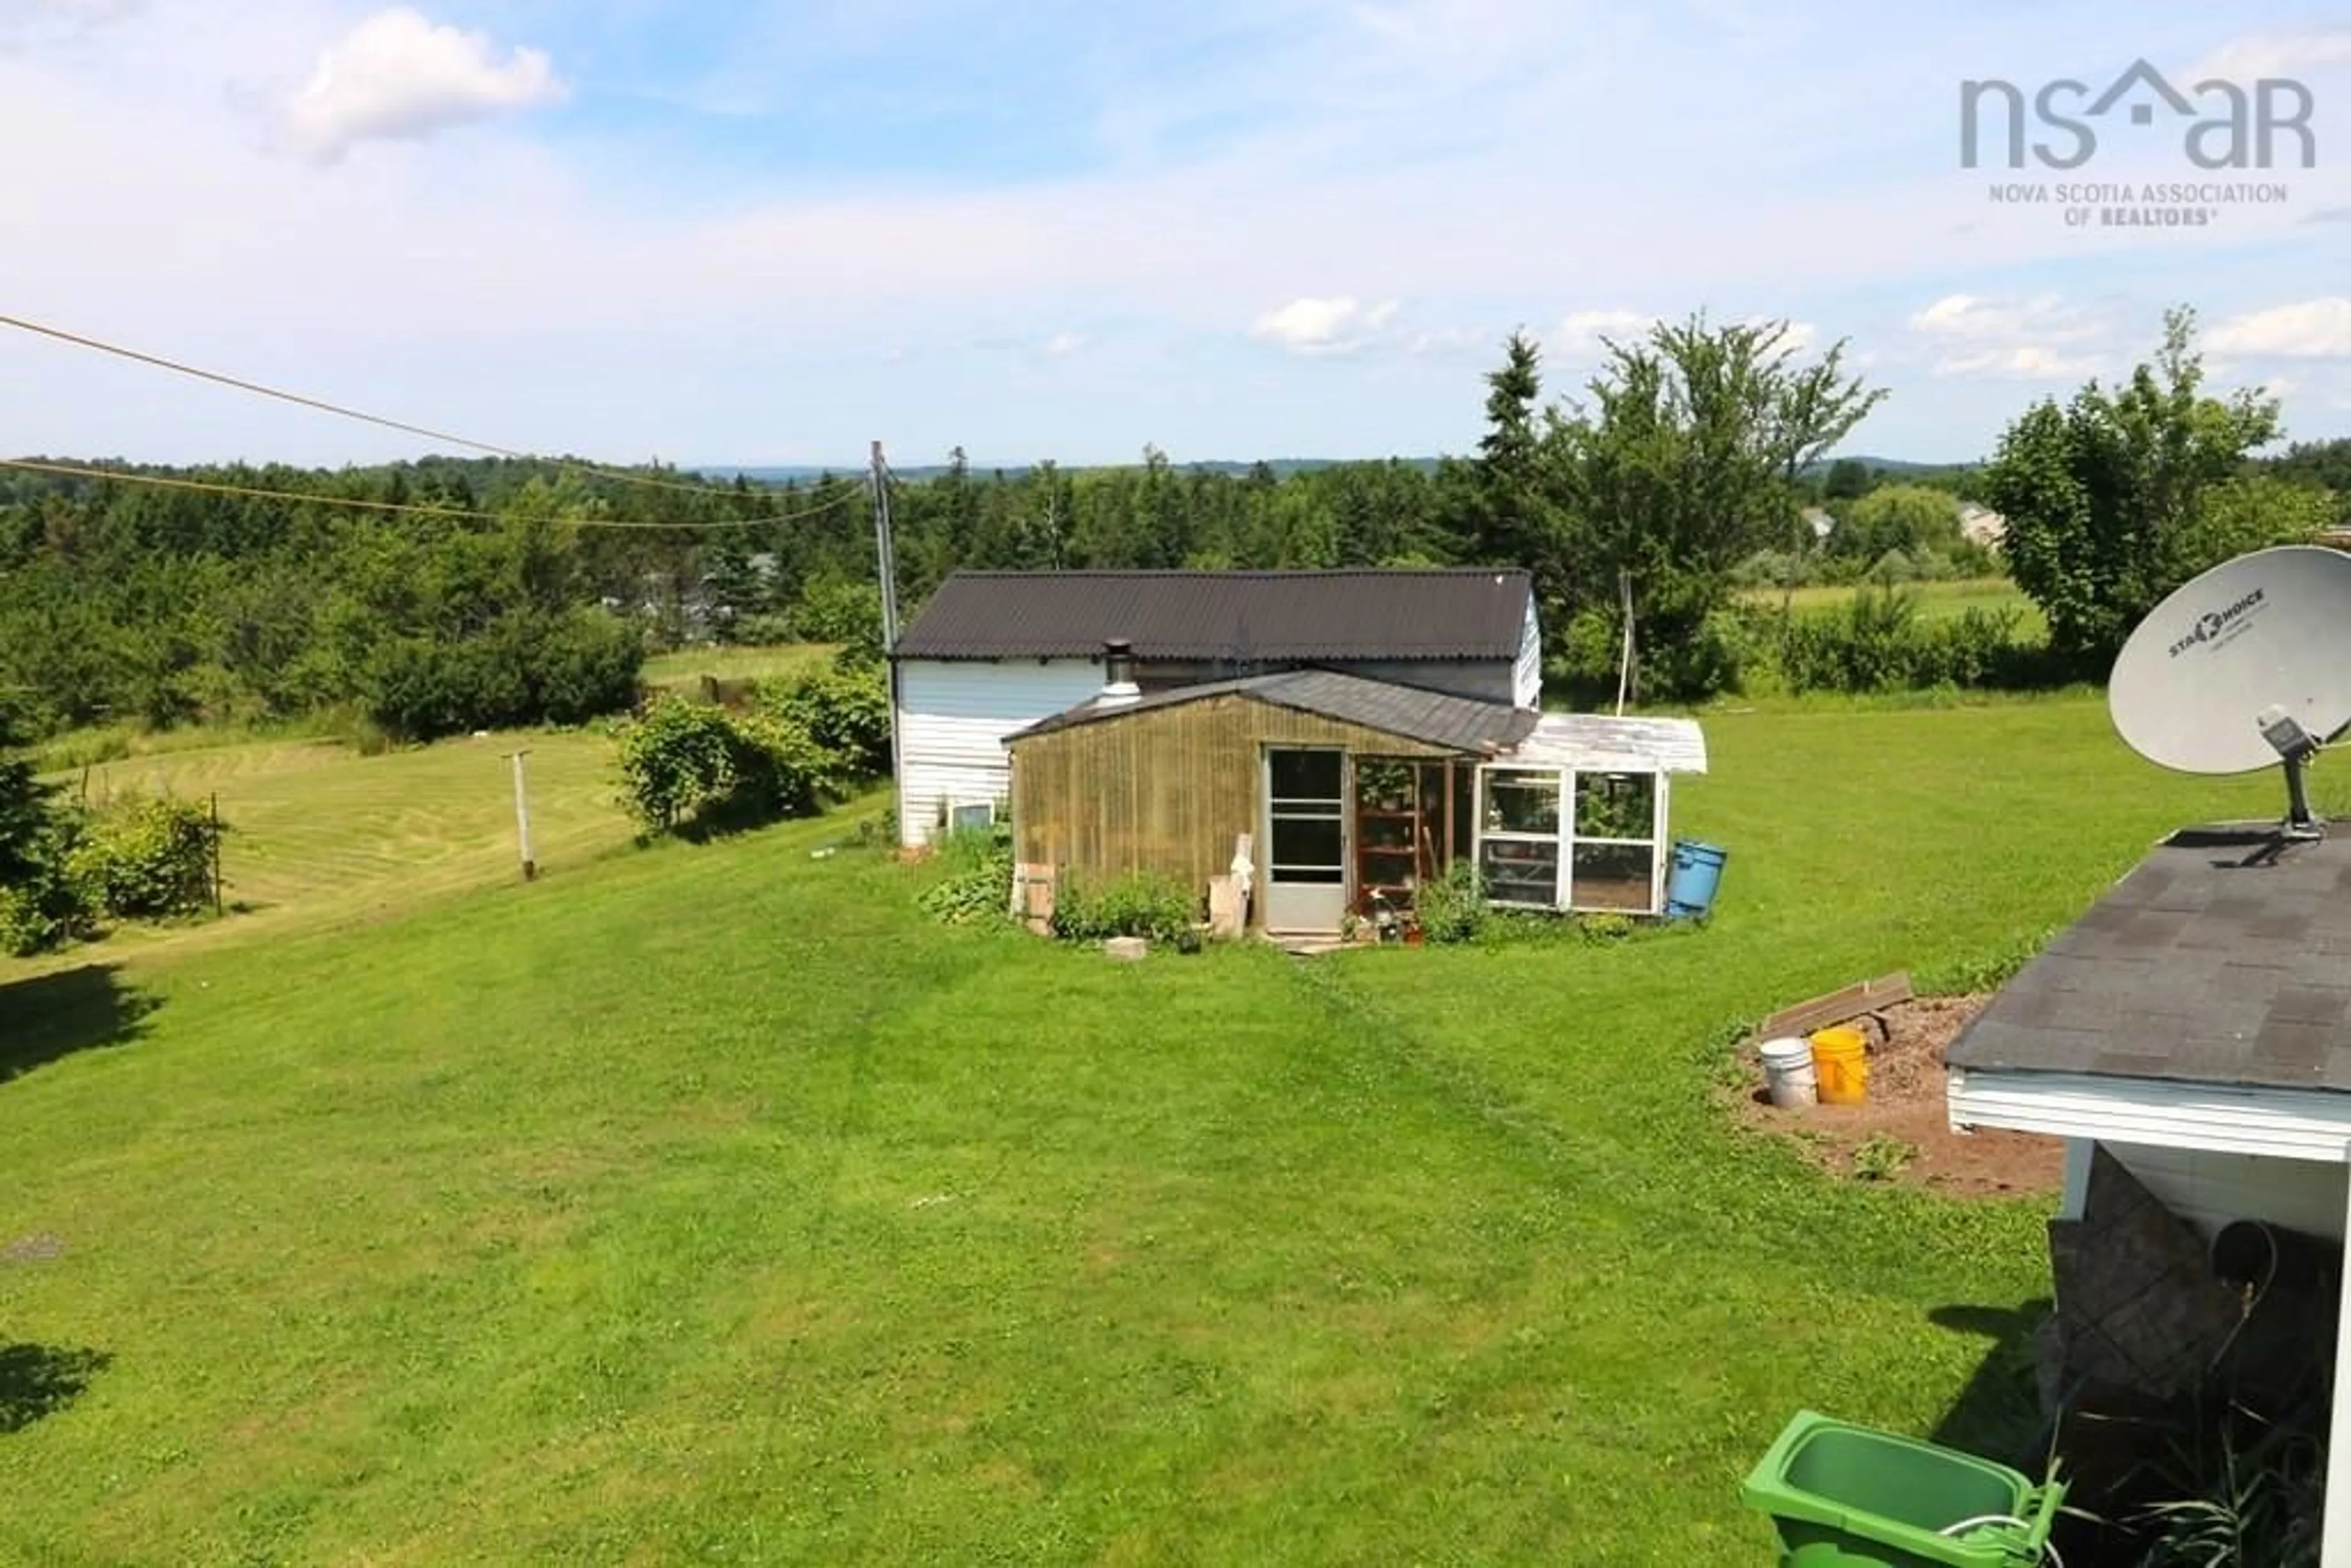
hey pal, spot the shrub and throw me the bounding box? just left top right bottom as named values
left=917, top=823, right=1013, bottom=926
left=363, top=610, right=643, bottom=741
left=1051, top=872, right=1198, bottom=944
left=792, top=579, right=884, bottom=655
left=1416, top=860, right=1487, bottom=945
left=67, top=793, right=220, bottom=920
left=725, top=709, right=839, bottom=821
left=762, top=657, right=891, bottom=781
left=618, top=692, right=851, bottom=836
left=617, top=696, right=742, bottom=831
left=0, top=833, right=97, bottom=956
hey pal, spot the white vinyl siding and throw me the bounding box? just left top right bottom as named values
left=2102, top=1139, right=2350, bottom=1242
left=895, top=658, right=1108, bottom=846
left=1512, top=600, right=1543, bottom=710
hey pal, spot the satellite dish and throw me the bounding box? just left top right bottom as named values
left=2109, top=544, right=2351, bottom=839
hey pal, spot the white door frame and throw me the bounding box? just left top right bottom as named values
left=1261, top=746, right=1350, bottom=934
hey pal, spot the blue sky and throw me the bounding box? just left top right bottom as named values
left=3, top=0, right=2350, bottom=470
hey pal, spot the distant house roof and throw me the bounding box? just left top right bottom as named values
left=1506, top=713, right=1709, bottom=775
left=1948, top=826, right=2351, bottom=1093
left=1008, top=668, right=1540, bottom=754
left=893, top=568, right=1534, bottom=661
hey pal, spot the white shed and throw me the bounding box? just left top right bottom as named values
left=889, top=568, right=1543, bottom=847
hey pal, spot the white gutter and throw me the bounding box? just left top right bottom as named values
left=1948, top=1066, right=2351, bottom=1165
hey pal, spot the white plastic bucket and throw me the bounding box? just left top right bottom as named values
left=1760, top=1037, right=1818, bottom=1109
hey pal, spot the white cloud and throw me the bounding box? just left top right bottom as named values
left=0, top=0, right=143, bottom=50
left=1042, top=331, right=1087, bottom=358
left=1545, top=309, right=1649, bottom=361
left=2207, top=298, right=2351, bottom=359
left=1907, top=293, right=2111, bottom=380
left=1248, top=295, right=1400, bottom=355
left=2193, top=28, right=2351, bottom=82
left=279, top=7, right=564, bottom=164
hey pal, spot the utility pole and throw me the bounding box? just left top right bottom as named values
left=1614, top=569, right=1637, bottom=717
left=871, top=441, right=907, bottom=846
left=508, top=749, right=537, bottom=882
left=869, top=440, right=901, bottom=652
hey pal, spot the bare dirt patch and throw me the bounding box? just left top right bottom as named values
left=1737, top=994, right=2062, bottom=1199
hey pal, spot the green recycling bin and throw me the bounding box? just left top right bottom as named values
left=1739, top=1411, right=2064, bottom=1567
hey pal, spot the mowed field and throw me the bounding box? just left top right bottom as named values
left=16, top=729, right=638, bottom=975
left=1737, top=576, right=2044, bottom=631
left=642, top=642, right=836, bottom=691
left=5, top=644, right=839, bottom=975
left=1, top=696, right=2330, bottom=1563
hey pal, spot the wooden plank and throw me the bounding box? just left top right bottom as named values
left=1752, top=972, right=1914, bottom=1042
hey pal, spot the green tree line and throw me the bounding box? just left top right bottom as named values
left=4, top=308, right=2347, bottom=741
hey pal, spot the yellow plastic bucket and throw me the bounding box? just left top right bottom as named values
left=1810, top=1026, right=1869, bottom=1105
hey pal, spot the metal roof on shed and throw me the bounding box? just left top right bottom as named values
left=893, top=568, right=1532, bottom=661
left=1948, top=825, right=2351, bottom=1093
left=1008, top=668, right=1539, bottom=754
left=1503, top=713, right=1709, bottom=775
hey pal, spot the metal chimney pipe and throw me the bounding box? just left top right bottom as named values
left=1101, top=639, right=1139, bottom=703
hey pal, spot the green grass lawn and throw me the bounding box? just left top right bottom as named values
left=0, top=696, right=2323, bottom=1563
left=16, top=728, right=639, bottom=976
left=1737, top=577, right=2044, bottom=632
left=642, top=642, right=838, bottom=692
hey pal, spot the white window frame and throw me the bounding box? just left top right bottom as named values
left=1474, top=766, right=1568, bottom=910
left=1564, top=770, right=1668, bottom=917
left=947, top=798, right=996, bottom=833
left=1473, top=765, right=1670, bottom=915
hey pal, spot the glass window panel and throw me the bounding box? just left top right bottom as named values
left=1479, top=838, right=1560, bottom=906
left=1574, top=772, right=1655, bottom=841
left=1482, top=769, right=1561, bottom=835
left=1570, top=842, right=1656, bottom=911
left=950, top=801, right=994, bottom=831
left=1269, top=749, right=1343, bottom=801
left=1270, top=814, right=1343, bottom=869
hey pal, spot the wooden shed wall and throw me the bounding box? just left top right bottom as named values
left=1009, top=694, right=1453, bottom=900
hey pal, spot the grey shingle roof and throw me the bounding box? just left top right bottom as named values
left=1008, top=669, right=1539, bottom=754
left=1948, top=826, right=2351, bottom=1092
left=893, top=569, right=1532, bottom=661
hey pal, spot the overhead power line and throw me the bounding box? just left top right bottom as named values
left=0, top=310, right=841, bottom=513
left=0, top=456, right=861, bottom=532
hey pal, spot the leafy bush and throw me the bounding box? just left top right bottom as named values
left=1769, top=588, right=2050, bottom=694
left=791, top=579, right=884, bottom=655
left=724, top=709, right=839, bottom=821
left=617, top=696, right=741, bottom=831
left=917, top=824, right=1013, bottom=926
left=1051, top=872, right=1198, bottom=944
left=0, top=832, right=98, bottom=956
left=762, top=656, right=891, bottom=781
left=66, top=793, right=220, bottom=920
left=1415, top=860, right=1487, bottom=945
left=617, top=692, right=849, bottom=836
left=362, top=609, right=643, bottom=741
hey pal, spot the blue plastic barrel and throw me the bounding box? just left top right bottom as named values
left=1665, top=840, right=1727, bottom=920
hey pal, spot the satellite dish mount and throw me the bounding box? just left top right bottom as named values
left=2257, top=705, right=2326, bottom=841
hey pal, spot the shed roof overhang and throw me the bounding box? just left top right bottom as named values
left=1947, top=1065, right=2351, bottom=1164
left=1944, top=823, right=2351, bottom=1163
